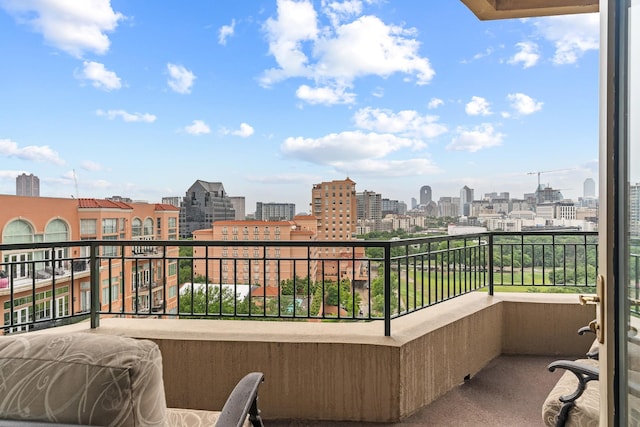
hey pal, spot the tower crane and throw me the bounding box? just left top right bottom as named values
left=527, top=168, right=575, bottom=190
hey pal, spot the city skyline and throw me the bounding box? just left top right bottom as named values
left=0, top=1, right=599, bottom=211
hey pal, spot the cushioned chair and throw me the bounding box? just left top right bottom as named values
left=0, top=333, right=264, bottom=427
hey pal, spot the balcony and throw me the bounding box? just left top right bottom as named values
left=0, top=232, right=612, bottom=424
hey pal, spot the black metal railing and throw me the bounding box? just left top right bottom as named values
left=0, top=231, right=599, bottom=336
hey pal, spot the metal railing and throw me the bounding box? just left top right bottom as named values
left=0, top=231, right=599, bottom=336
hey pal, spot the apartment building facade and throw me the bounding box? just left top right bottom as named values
left=0, top=195, right=180, bottom=333
left=191, top=218, right=318, bottom=290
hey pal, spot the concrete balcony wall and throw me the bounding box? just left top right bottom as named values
left=52, top=292, right=595, bottom=423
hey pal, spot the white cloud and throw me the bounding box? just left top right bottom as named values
left=447, top=124, right=504, bottom=152
left=428, top=98, right=443, bottom=109
left=507, top=93, right=543, bottom=115
left=218, top=19, right=235, bottom=45
left=533, top=13, right=599, bottom=65
left=462, top=47, right=494, bottom=63
left=296, top=84, right=356, bottom=105
left=372, top=86, right=384, bottom=98
left=96, top=109, right=156, bottom=122
left=465, top=96, right=492, bottom=116
left=322, top=0, right=363, bottom=26
left=261, top=0, right=434, bottom=104
left=81, top=160, right=106, bottom=171
left=223, top=123, right=255, bottom=138
left=281, top=130, right=422, bottom=165
left=185, top=120, right=210, bottom=135
left=76, top=61, right=121, bottom=91
left=508, top=41, right=540, bottom=68
left=0, top=0, right=124, bottom=58
left=262, top=0, right=318, bottom=84
left=0, top=138, right=65, bottom=165
left=167, top=63, right=196, bottom=94
left=353, top=107, right=447, bottom=139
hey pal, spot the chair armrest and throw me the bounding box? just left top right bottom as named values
left=577, top=326, right=595, bottom=335
left=548, top=360, right=599, bottom=404
left=215, top=372, right=265, bottom=427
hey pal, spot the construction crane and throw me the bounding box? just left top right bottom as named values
left=527, top=169, right=575, bottom=190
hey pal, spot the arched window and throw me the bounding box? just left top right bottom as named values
left=143, top=218, right=153, bottom=236
left=132, top=218, right=142, bottom=237
left=3, top=219, right=34, bottom=244
left=45, top=219, right=69, bottom=242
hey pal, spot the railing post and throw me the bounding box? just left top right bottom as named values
left=90, top=242, right=100, bottom=328
left=488, top=233, right=494, bottom=296
left=384, top=242, right=391, bottom=336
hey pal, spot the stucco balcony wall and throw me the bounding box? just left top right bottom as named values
left=51, top=292, right=595, bottom=423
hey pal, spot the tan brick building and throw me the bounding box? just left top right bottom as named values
left=192, top=218, right=318, bottom=290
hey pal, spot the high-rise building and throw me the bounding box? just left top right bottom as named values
left=179, top=180, right=236, bottom=238
left=16, top=173, right=39, bottom=197
left=460, top=186, right=474, bottom=217
left=410, top=197, right=418, bottom=210
left=356, top=190, right=382, bottom=232
left=438, top=197, right=460, bottom=217
left=311, top=178, right=357, bottom=243
left=419, top=185, right=432, bottom=205
left=229, top=196, right=246, bottom=220
left=255, top=202, right=296, bottom=221
left=584, top=178, right=596, bottom=198
left=162, top=197, right=183, bottom=207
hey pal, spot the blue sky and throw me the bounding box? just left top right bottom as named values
left=0, top=0, right=600, bottom=213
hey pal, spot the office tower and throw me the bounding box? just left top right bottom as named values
left=419, top=185, right=432, bottom=205
left=584, top=178, right=596, bottom=198
left=460, top=186, right=474, bottom=217
left=16, top=173, right=39, bottom=197
left=356, top=190, right=382, bottom=231
left=180, top=180, right=236, bottom=238
left=255, top=202, right=296, bottom=221
left=229, top=196, right=246, bottom=220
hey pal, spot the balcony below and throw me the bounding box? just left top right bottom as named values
left=42, top=291, right=595, bottom=424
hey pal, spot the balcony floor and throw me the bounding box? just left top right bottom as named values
left=269, top=354, right=563, bottom=426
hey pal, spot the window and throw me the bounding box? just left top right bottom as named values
left=102, top=218, right=117, bottom=234
left=143, top=219, right=153, bottom=236
left=132, top=218, right=142, bottom=237
left=168, top=217, right=177, bottom=239
left=45, top=219, right=69, bottom=242
left=168, top=261, right=177, bottom=277
left=80, top=219, right=97, bottom=236
left=102, top=236, right=118, bottom=257
left=169, top=285, right=177, bottom=298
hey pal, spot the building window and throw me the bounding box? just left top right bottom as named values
left=143, top=219, right=153, bottom=236
left=80, top=219, right=97, bottom=236
left=102, top=218, right=117, bottom=234
left=132, top=218, right=142, bottom=237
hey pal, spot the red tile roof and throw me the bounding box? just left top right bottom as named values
left=78, top=198, right=133, bottom=209
left=154, top=203, right=180, bottom=211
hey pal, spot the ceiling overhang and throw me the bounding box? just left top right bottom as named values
left=460, top=0, right=599, bottom=20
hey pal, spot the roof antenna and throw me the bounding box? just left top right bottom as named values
left=73, top=169, right=79, bottom=199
